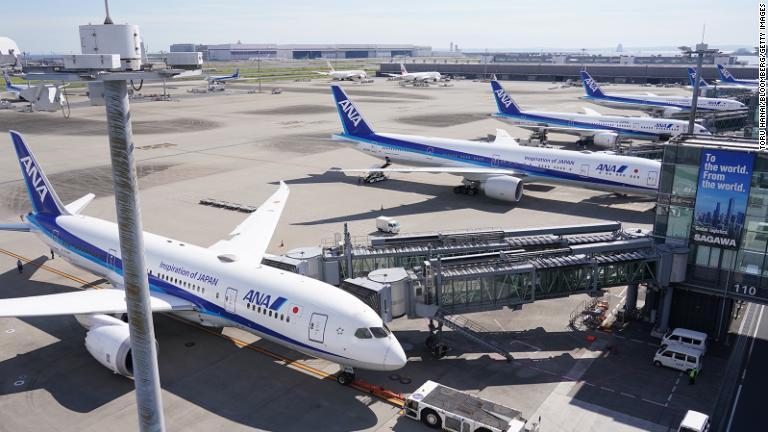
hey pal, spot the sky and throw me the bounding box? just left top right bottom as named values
left=4, top=0, right=760, bottom=54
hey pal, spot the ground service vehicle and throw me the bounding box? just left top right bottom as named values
left=404, top=381, right=529, bottom=432
left=376, top=216, right=401, bottom=234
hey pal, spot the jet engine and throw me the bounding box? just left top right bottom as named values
left=481, top=175, right=524, bottom=202
left=78, top=314, right=151, bottom=378
left=592, top=132, right=619, bottom=148
left=661, top=107, right=682, bottom=118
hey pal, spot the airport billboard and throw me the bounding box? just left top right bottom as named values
left=691, top=149, right=755, bottom=249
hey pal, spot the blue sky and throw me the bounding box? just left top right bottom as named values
left=5, top=0, right=760, bottom=53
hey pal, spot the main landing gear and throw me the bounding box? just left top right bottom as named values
left=337, top=365, right=356, bottom=385
left=529, top=130, right=548, bottom=146
left=453, top=180, right=480, bottom=196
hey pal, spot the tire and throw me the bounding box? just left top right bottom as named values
left=654, top=360, right=661, bottom=368
left=337, top=372, right=354, bottom=386
left=421, top=409, right=441, bottom=429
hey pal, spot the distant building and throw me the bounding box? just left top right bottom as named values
left=173, top=43, right=432, bottom=61
left=462, top=51, right=736, bottom=66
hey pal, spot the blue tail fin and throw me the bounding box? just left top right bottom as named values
left=331, top=85, right=374, bottom=136
left=687, top=68, right=707, bottom=87
left=9, top=131, right=68, bottom=216
left=232, top=68, right=240, bottom=78
left=580, top=71, right=605, bottom=98
left=717, top=64, right=735, bottom=83
left=3, top=71, right=12, bottom=90
left=490, top=81, right=522, bottom=116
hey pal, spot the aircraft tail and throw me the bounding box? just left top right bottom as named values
left=717, top=64, right=736, bottom=82
left=580, top=71, right=606, bottom=98
left=687, top=68, right=707, bottom=87
left=233, top=68, right=240, bottom=78
left=490, top=81, right=522, bottom=116
left=331, top=85, right=374, bottom=137
left=3, top=71, right=12, bottom=90
left=9, top=131, right=68, bottom=216
left=326, top=61, right=335, bottom=72
left=400, top=63, right=408, bottom=75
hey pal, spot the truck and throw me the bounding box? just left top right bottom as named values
left=376, top=216, right=400, bottom=234
left=404, top=381, right=530, bottom=432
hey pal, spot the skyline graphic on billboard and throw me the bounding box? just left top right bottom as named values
left=691, top=149, right=755, bottom=249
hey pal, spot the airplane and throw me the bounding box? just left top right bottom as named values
left=490, top=80, right=708, bottom=147
left=315, top=61, right=368, bottom=81
left=687, top=67, right=709, bottom=89
left=716, top=64, right=758, bottom=89
left=580, top=70, right=745, bottom=117
left=329, top=85, right=661, bottom=202
left=384, top=63, right=442, bottom=84
left=206, top=68, right=240, bottom=83
left=2, top=71, right=67, bottom=112
left=0, top=131, right=407, bottom=385
left=689, top=67, right=755, bottom=92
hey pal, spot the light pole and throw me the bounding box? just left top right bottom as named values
left=679, top=44, right=720, bottom=133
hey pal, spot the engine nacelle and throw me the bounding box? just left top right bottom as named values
left=84, top=318, right=134, bottom=377
left=592, top=132, right=619, bottom=148
left=661, top=108, right=682, bottom=118
left=481, top=175, right=524, bottom=202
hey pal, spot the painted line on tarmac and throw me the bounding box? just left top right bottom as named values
left=0, top=247, right=406, bottom=408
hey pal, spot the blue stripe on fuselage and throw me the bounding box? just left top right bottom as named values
left=494, top=112, right=658, bottom=138
left=582, top=94, right=718, bottom=112
left=27, top=214, right=349, bottom=361
left=338, top=132, right=656, bottom=192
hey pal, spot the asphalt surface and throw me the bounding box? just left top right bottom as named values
left=727, top=304, right=766, bottom=431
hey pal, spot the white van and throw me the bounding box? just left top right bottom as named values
left=678, top=410, right=710, bottom=432
left=662, top=328, right=707, bottom=354
left=654, top=343, right=703, bottom=373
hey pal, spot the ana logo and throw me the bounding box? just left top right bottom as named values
left=585, top=77, right=599, bottom=93
left=337, top=99, right=362, bottom=127
left=596, top=164, right=628, bottom=173
left=654, top=123, right=674, bottom=129
left=494, top=89, right=512, bottom=108
left=19, top=156, right=48, bottom=202
left=723, top=69, right=734, bottom=80
left=243, top=290, right=287, bottom=310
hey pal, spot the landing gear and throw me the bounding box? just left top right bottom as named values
left=529, top=130, right=548, bottom=146
left=337, top=366, right=356, bottom=385
left=453, top=181, right=480, bottom=196
left=426, top=319, right=449, bottom=359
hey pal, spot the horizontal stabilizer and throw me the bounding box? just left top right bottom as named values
left=493, top=129, right=519, bottom=146
left=0, top=223, right=30, bottom=232
left=65, top=193, right=95, bottom=215
left=581, top=107, right=602, bottom=116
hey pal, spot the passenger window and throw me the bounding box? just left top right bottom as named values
left=682, top=337, right=693, bottom=344
left=687, top=355, right=696, bottom=363
left=286, top=316, right=290, bottom=323
left=670, top=336, right=680, bottom=342
left=355, top=328, right=373, bottom=339
left=269, top=310, right=273, bottom=317
left=662, top=351, right=673, bottom=358
left=674, top=353, right=686, bottom=361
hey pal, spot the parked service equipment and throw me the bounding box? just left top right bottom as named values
left=376, top=216, right=400, bottom=234
left=678, top=410, right=710, bottom=432
left=653, top=343, right=703, bottom=373
left=662, top=328, right=707, bottom=354
left=404, top=380, right=529, bottom=432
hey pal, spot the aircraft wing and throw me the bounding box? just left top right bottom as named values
left=0, top=288, right=196, bottom=318
left=382, top=73, right=402, bottom=77
left=331, top=167, right=525, bottom=176
left=517, top=125, right=612, bottom=137
left=208, top=182, right=289, bottom=264
left=0, top=223, right=31, bottom=232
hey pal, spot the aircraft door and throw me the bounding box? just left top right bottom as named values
left=224, top=287, right=237, bottom=313
left=426, top=147, right=435, bottom=161
left=107, top=249, right=118, bottom=271
left=647, top=170, right=658, bottom=187
left=308, top=313, right=328, bottom=343
left=580, top=164, right=590, bottom=177
left=491, top=154, right=501, bottom=167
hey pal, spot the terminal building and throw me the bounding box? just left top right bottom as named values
left=171, top=43, right=432, bottom=61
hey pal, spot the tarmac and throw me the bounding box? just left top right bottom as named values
left=0, top=77, right=728, bottom=431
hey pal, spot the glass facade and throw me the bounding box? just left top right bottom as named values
left=655, top=140, right=768, bottom=299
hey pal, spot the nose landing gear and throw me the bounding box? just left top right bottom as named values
left=337, top=366, right=356, bottom=385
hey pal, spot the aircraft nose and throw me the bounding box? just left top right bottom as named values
left=383, top=340, right=408, bottom=370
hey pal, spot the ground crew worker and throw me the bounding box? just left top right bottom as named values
left=688, top=368, right=698, bottom=385
left=16, top=259, right=23, bottom=274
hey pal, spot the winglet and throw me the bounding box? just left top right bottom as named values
left=9, top=131, right=68, bottom=216
left=330, top=85, right=374, bottom=137
left=580, top=71, right=605, bottom=98
left=494, top=129, right=519, bottom=146
left=490, top=80, right=522, bottom=116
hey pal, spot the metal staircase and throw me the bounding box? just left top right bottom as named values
left=433, top=308, right=514, bottom=362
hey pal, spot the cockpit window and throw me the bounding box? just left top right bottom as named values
left=370, top=327, right=390, bottom=338
left=354, top=328, right=372, bottom=339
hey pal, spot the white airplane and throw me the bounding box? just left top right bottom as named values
left=384, top=63, right=442, bottom=83
left=491, top=80, right=708, bottom=147
left=315, top=61, right=368, bottom=81
left=688, top=67, right=756, bottom=93
left=0, top=131, right=406, bottom=385
left=206, top=68, right=240, bottom=83
left=580, top=71, right=745, bottom=117
left=329, top=85, right=661, bottom=202
left=2, top=71, right=66, bottom=112
left=716, top=64, right=758, bottom=89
